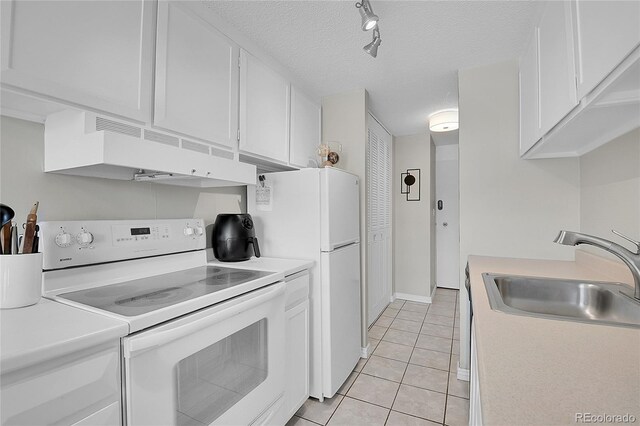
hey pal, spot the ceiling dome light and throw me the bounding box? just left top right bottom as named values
left=429, top=110, right=459, bottom=132
left=363, top=28, right=382, bottom=58
left=356, top=0, right=379, bottom=31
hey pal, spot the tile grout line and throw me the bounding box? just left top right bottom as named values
left=325, top=369, right=361, bottom=425
left=443, top=296, right=460, bottom=426
left=384, top=302, right=423, bottom=426
left=311, top=295, right=464, bottom=426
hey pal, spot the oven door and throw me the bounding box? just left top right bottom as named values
left=122, top=281, right=285, bottom=426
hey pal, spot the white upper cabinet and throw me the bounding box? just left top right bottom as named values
left=519, top=30, right=540, bottom=156
left=574, top=0, right=640, bottom=99
left=290, top=86, right=321, bottom=168
left=537, top=1, right=578, bottom=135
left=154, top=2, right=238, bottom=148
left=0, top=0, right=154, bottom=122
left=239, top=49, right=290, bottom=164
left=519, top=0, right=639, bottom=159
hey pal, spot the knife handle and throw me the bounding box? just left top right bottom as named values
left=2, top=222, right=10, bottom=254
left=22, top=216, right=36, bottom=254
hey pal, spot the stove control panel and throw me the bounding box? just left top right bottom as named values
left=40, top=219, right=206, bottom=270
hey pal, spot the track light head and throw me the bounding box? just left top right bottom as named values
left=356, top=0, right=379, bottom=31
left=363, top=28, right=382, bottom=58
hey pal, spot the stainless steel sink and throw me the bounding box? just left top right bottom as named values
left=483, top=274, right=640, bottom=328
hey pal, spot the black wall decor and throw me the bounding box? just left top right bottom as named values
left=400, top=168, right=420, bottom=201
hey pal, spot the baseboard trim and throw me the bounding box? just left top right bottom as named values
left=394, top=292, right=431, bottom=304
left=361, top=343, right=371, bottom=358
left=457, top=364, right=470, bottom=382
left=394, top=287, right=437, bottom=304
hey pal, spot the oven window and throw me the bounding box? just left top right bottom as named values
left=175, top=319, right=268, bottom=425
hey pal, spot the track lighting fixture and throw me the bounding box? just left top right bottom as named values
left=363, top=28, right=382, bottom=58
left=355, top=0, right=382, bottom=57
left=355, top=0, right=379, bottom=31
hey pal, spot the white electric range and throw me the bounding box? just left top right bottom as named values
left=40, top=219, right=286, bottom=426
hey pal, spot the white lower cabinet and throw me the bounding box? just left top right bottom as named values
left=469, top=321, right=483, bottom=426
left=283, top=271, right=310, bottom=422
left=0, top=341, right=121, bottom=425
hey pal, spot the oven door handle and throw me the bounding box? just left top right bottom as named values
left=123, top=281, right=285, bottom=358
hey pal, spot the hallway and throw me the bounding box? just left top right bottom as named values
left=289, top=288, right=468, bottom=426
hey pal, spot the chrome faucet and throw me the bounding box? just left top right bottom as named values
left=554, top=230, right=640, bottom=301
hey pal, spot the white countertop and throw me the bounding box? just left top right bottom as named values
left=206, top=251, right=314, bottom=277
left=468, top=252, right=640, bottom=425
left=1, top=254, right=312, bottom=375
left=0, top=298, right=128, bottom=374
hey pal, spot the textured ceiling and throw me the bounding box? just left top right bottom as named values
left=197, top=0, right=543, bottom=136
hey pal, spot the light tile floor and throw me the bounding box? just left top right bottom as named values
left=289, top=288, right=468, bottom=426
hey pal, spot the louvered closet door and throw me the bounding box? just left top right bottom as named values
left=367, top=113, right=393, bottom=326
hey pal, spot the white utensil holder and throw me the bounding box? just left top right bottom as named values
left=0, top=252, right=43, bottom=309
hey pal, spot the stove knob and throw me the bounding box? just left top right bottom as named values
left=195, top=226, right=204, bottom=236
left=76, top=231, right=94, bottom=246
left=55, top=232, right=73, bottom=247
left=183, top=226, right=194, bottom=236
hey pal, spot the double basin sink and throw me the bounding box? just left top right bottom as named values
left=483, top=274, right=640, bottom=328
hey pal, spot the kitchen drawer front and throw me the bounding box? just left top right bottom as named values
left=285, top=270, right=310, bottom=309
left=0, top=342, right=121, bottom=426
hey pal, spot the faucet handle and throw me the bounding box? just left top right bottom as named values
left=612, top=230, right=640, bottom=253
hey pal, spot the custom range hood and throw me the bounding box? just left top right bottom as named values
left=44, top=110, right=256, bottom=187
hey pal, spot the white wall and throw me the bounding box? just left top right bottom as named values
left=393, top=133, right=435, bottom=300
left=457, top=60, right=581, bottom=371
left=321, top=89, right=369, bottom=349
left=0, top=116, right=245, bottom=245
left=580, top=128, right=640, bottom=257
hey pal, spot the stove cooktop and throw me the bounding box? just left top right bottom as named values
left=59, top=266, right=273, bottom=317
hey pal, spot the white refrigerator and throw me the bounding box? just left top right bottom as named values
left=249, top=167, right=361, bottom=400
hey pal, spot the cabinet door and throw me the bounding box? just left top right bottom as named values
left=154, top=2, right=238, bottom=148
left=290, top=86, right=321, bottom=168
left=1, top=343, right=121, bottom=425
left=239, top=49, right=290, bottom=163
left=284, top=300, right=310, bottom=419
left=519, top=30, right=540, bottom=155
left=538, top=1, right=578, bottom=135
left=0, top=0, right=154, bottom=122
left=574, top=0, right=640, bottom=99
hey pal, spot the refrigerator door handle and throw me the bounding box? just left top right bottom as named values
left=327, top=240, right=359, bottom=251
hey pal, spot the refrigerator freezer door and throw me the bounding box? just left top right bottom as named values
left=320, top=243, right=361, bottom=397
left=320, top=168, right=360, bottom=252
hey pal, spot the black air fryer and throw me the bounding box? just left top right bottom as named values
left=212, top=214, right=261, bottom=262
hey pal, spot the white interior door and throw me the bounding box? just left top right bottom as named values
left=367, top=113, right=392, bottom=325
left=435, top=145, right=460, bottom=289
